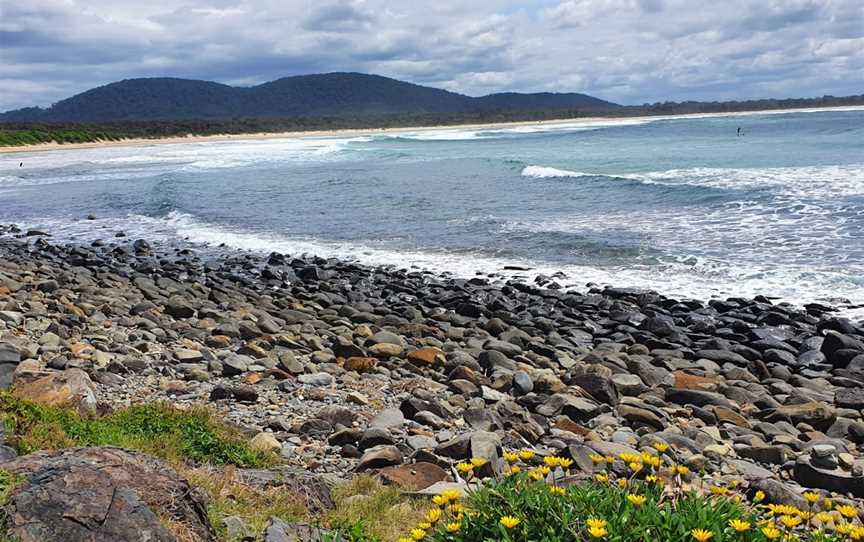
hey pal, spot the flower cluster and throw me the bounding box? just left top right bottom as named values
left=398, top=488, right=464, bottom=542
left=397, top=444, right=864, bottom=542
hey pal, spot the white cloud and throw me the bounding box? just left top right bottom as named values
left=0, top=0, right=861, bottom=111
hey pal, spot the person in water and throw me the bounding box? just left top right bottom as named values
left=737, top=127, right=742, bottom=136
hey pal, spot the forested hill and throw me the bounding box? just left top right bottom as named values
left=0, top=73, right=618, bottom=123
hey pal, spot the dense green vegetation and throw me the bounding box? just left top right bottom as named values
left=0, top=72, right=861, bottom=147
left=0, top=392, right=273, bottom=467
left=403, top=452, right=859, bottom=542
left=0, top=73, right=615, bottom=123
left=2, top=89, right=862, bottom=149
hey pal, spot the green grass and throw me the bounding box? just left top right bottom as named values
left=0, top=392, right=274, bottom=468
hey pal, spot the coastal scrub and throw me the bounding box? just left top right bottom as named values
left=400, top=448, right=861, bottom=542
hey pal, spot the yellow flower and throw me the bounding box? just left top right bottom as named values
left=627, top=494, right=647, bottom=507
left=518, top=450, right=535, bottom=461
left=504, top=451, right=519, bottom=463
left=853, top=527, right=864, bottom=541
left=559, top=458, right=574, bottom=470
left=803, top=491, right=821, bottom=504
left=507, top=465, right=522, bottom=476
left=644, top=455, right=662, bottom=468
left=590, top=454, right=605, bottom=464
left=753, top=490, right=765, bottom=503
left=410, top=528, right=426, bottom=540
left=822, top=498, right=833, bottom=510
left=815, top=512, right=834, bottom=523
left=446, top=522, right=460, bottom=533
left=797, top=510, right=812, bottom=520
left=728, top=519, right=750, bottom=532
left=837, top=523, right=855, bottom=535
left=529, top=469, right=545, bottom=481
left=500, top=515, right=521, bottom=529
left=595, top=473, right=609, bottom=483
left=448, top=503, right=465, bottom=514
left=652, top=442, right=669, bottom=453
left=419, top=522, right=432, bottom=530
left=709, top=485, right=728, bottom=496
left=769, top=504, right=800, bottom=517
left=619, top=453, right=641, bottom=464
left=442, top=489, right=462, bottom=501
left=674, top=465, right=690, bottom=476
left=544, top=456, right=561, bottom=467
left=587, top=518, right=607, bottom=529
left=605, top=455, right=615, bottom=464
left=399, top=538, right=413, bottom=542
left=617, top=478, right=627, bottom=489
left=761, top=526, right=781, bottom=540
left=470, top=457, right=488, bottom=468
left=589, top=526, right=608, bottom=538
left=425, top=508, right=442, bottom=523
left=837, top=504, right=858, bottom=519
left=456, top=462, right=474, bottom=474
left=629, top=462, right=643, bottom=473
left=780, top=515, right=801, bottom=528
left=691, top=528, right=713, bottom=542
left=549, top=486, right=566, bottom=496
left=540, top=465, right=551, bottom=475
left=645, top=475, right=658, bottom=483
left=432, top=495, right=447, bottom=506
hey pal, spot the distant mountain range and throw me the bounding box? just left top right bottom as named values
left=0, top=73, right=619, bottom=123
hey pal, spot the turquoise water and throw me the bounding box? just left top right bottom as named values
left=1, top=108, right=863, bottom=311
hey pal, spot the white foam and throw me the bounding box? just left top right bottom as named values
left=521, top=163, right=864, bottom=197
left=521, top=166, right=593, bottom=179
left=23, top=210, right=864, bottom=319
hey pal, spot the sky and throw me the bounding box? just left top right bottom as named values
left=1, top=0, right=862, bottom=111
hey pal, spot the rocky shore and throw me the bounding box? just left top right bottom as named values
left=2, top=223, right=864, bottom=516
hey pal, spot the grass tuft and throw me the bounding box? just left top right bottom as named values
left=326, top=475, right=431, bottom=542
left=0, top=392, right=274, bottom=468
left=184, top=465, right=308, bottom=541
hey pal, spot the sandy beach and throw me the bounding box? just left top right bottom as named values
left=3, top=105, right=862, bottom=154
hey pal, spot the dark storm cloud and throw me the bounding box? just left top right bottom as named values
left=0, top=0, right=861, bottom=111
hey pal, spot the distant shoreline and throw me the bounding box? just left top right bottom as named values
left=2, top=105, right=862, bottom=154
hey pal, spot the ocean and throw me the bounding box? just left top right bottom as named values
left=1, top=108, right=863, bottom=314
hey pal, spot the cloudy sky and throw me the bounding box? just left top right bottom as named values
left=1, top=0, right=862, bottom=111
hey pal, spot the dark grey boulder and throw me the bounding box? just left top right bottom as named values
left=1, top=446, right=214, bottom=542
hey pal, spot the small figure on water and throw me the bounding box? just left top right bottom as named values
left=19, top=162, right=23, bottom=167
left=737, top=127, right=742, bottom=136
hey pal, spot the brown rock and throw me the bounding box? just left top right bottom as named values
left=13, top=368, right=97, bottom=412
left=357, top=445, right=403, bottom=470
left=554, top=417, right=591, bottom=436
left=243, top=373, right=263, bottom=385
left=673, top=371, right=719, bottom=390
left=768, top=402, right=836, bottom=431
left=368, top=343, right=404, bottom=358
left=206, top=335, right=232, bottom=348
left=714, top=406, right=752, bottom=429
left=342, top=357, right=378, bottom=373
left=407, top=348, right=446, bottom=366
left=379, top=462, right=449, bottom=491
